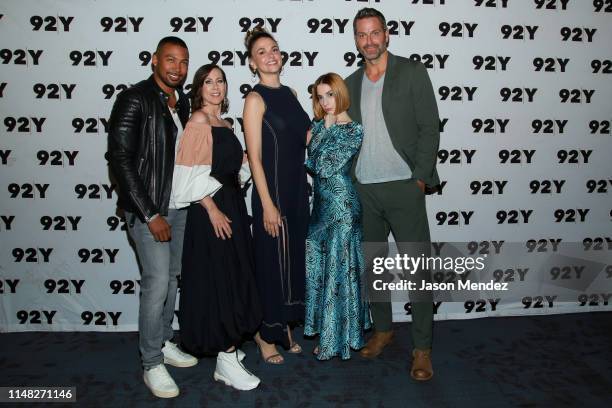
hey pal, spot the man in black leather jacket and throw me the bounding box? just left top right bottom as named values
left=107, top=36, right=197, bottom=399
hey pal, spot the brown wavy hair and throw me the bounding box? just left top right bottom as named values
left=190, top=64, right=229, bottom=114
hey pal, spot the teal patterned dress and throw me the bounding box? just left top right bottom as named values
left=304, top=119, right=371, bottom=360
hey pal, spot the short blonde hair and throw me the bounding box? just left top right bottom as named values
left=311, top=72, right=350, bottom=120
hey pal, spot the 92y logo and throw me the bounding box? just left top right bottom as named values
left=0, top=49, right=43, bottom=65
left=82, top=311, right=121, bottom=326
left=530, top=180, right=565, bottom=194
left=74, top=183, right=116, bottom=199
left=170, top=17, right=213, bottom=32
left=12, top=248, right=53, bottom=262
left=438, top=86, right=477, bottom=101
left=33, top=83, right=76, bottom=99
left=532, top=119, right=567, bottom=134
left=37, top=150, right=78, bottom=166
left=560, top=27, right=596, bottom=42
left=500, top=88, right=537, bottom=102
left=72, top=118, right=109, bottom=133
left=533, top=57, right=569, bottom=72
left=78, top=248, right=119, bottom=263
left=4, top=117, right=46, bottom=132
left=501, top=25, right=538, bottom=40
left=472, top=119, right=509, bottom=133
left=30, top=16, right=74, bottom=31
left=439, top=22, right=477, bottom=37
left=40, top=215, right=81, bottom=231
left=410, top=54, right=449, bottom=69
left=44, top=279, right=84, bottom=294
left=239, top=17, right=281, bottom=32
left=534, top=0, right=569, bottom=9
left=8, top=183, right=49, bottom=198
left=499, top=149, right=535, bottom=164
left=307, top=18, right=349, bottom=34
left=69, top=50, right=112, bottom=66
left=100, top=17, right=143, bottom=32
left=473, top=56, right=510, bottom=71
left=559, top=89, right=594, bottom=103
left=17, top=310, right=56, bottom=324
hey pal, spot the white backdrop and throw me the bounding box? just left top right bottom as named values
left=1, top=0, right=611, bottom=332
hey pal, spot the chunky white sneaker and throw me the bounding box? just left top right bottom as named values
left=214, top=351, right=260, bottom=391
left=162, top=341, right=198, bottom=368
left=237, top=348, right=246, bottom=362
left=143, top=364, right=179, bottom=398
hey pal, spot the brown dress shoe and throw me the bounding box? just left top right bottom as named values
left=411, top=348, right=433, bottom=381
left=359, top=331, right=394, bottom=359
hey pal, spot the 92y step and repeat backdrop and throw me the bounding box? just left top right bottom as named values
left=0, top=0, right=611, bottom=331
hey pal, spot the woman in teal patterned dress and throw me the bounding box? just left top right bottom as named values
left=304, top=73, right=371, bottom=360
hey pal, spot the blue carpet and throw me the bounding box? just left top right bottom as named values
left=1, top=312, right=611, bottom=407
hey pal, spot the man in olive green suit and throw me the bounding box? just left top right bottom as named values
left=345, top=8, right=440, bottom=381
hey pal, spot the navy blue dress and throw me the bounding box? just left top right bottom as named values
left=304, top=120, right=371, bottom=360
left=250, top=84, right=310, bottom=347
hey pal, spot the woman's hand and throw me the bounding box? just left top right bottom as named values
left=200, top=198, right=232, bottom=239
left=263, top=203, right=282, bottom=237
left=324, top=113, right=336, bottom=129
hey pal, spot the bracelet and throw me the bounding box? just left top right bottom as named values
left=145, top=213, right=160, bottom=223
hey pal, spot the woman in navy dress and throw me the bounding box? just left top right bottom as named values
left=242, top=27, right=310, bottom=364
left=304, top=73, right=371, bottom=360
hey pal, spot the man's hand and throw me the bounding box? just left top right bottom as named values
left=416, top=179, right=426, bottom=193
left=148, top=216, right=171, bottom=242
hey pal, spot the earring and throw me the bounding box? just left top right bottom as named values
left=251, top=68, right=258, bottom=83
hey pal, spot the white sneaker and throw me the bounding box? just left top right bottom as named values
left=214, top=351, right=260, bottom=391
left=237, top=348, right=246, bottom=362
left=143, top=364, right=179, bottom=398
left=162, top=341, right=198, bottom=368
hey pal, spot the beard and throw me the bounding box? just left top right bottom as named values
left=358, top=40, right=388, bottom=62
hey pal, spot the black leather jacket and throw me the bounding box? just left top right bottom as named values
left=108, top=75, right=190, bottom=222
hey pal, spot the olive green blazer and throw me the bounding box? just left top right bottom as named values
left=345, top=52, right=440, bottom=188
